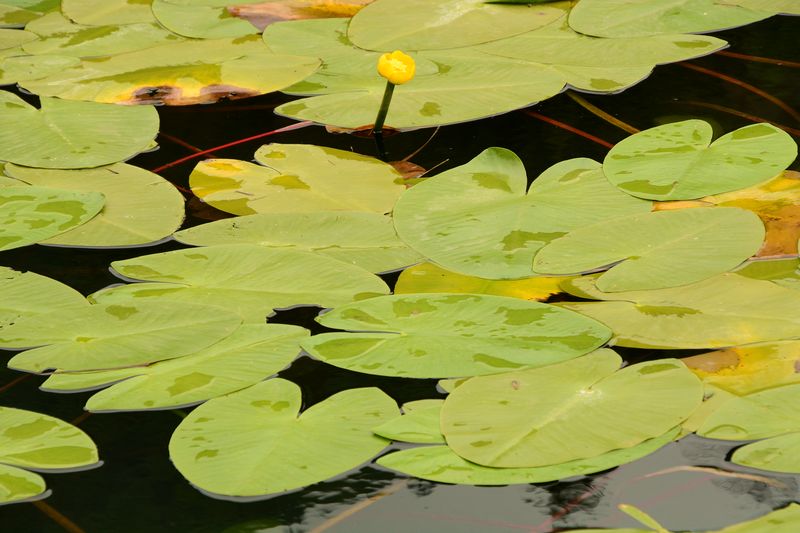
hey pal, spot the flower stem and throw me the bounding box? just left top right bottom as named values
left=373, top=81, right=395, bottom=135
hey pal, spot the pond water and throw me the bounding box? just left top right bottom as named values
left=1, top=13, right=799, bottom=533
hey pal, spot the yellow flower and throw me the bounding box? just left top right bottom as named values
left=377, top=50, right=415, bottom=85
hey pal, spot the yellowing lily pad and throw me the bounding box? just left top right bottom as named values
left=441, top=350, right=702, bottom=467
left=4, top=163, right=185, bottom=248
left=169, top=378, right=398, bottom=497
left=533, top=207, right=765, bottom=291
left=152, top=0, right=260, bottom=39
left=230, top=0, right=373, bottom=30
left=0, top=186, right=104, bottom=251
left=301, top=293, right=611, bottom=378
left=91, top=244, right=390, bottom=322
left=604, top=121, right=797, bottom=201
left=174, top=211, right=421, bottom=273
left=393, top=149, right=651, bottom=280
left=2, top=301, right=242, bottom=373
left=0, top=91, right=159, bottom=168
left=394, top=262, right=570, bottom=301
left=190, top=143, right=405, bottom=216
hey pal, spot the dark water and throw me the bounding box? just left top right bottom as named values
left=1, top=15, right=799, bottom=533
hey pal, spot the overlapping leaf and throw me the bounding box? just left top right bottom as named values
left=372, top=399, right=445, bottom=444
left=717, top=0, right=800, bottom=15
left=0, top=267, right=88, bottom=328
left=533, top=207, right=765, bottom=291
left=301, top=293, right=611, bottom=378
left=732, top=432, right=800, bottom=473
left=697, top=383, right=800, bottom=440
left=393, top=149, right=651, bottom=279
left=0, top=463, right=46, bottom=505
left=441, top=350, right=701, bottom=467
left=90, top=244, right=390, bottom=322
left=60, top=0, right=157, bottom=25
left=169, top=378, right=398, bottom=497
left=152, top=0, right=260, bottom=39
left=735, top=258, right=800, bottom=289
left=229, top=0, right=373, bottom=30
left=0, top=54, right=80, bottom=85
left=0, top=0, right=59, bottom=28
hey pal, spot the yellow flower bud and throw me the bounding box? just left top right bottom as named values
left=377, top=50, right=416, bottom=85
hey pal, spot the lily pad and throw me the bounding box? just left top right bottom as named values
left=60, top=0, right=157, bottom=25
left=301, top=293, right=611, bottom=378
left=568, top=0, right=771, bottom=38
left=560, top=274, right=800, bottom=349
left=394, top=262, right=570, bottom=301
left=0, top=28, right=35, bottom=49
left=0, top=267, right=88, bottom=329
left=372, top=399, right=445, bottom=444
left=732, top=432, right=800, bottom=473
left=152, top=0, right=260, bottom=39
left=0, top=406, right=98, bottom=470
left=0, top=91, right=159, bottom=168
left=4, top=163, right=185, bottom=248
left=717, top=0, right=800, bottom=15
left=230, top=0, right=373, bottom=30
left=169, top=378, right=398, bottom=497
left=393, top=149, right=651, bottom=279
left=441, top=350, right=702, bottom=467
left=0, top=0, right=59, bottom=28
left=377, top=427, right=678, bottom=485
left=697, top=383, right=800, bottom=440
left=533, top=207, right=764, bottom=291
left=42, top=324, right=308, bottom=412
left=189, top=143, right=405, bottom=216
left=0, top=54, right=81, bottom=85
left=174, top=211, right=421, bottom=273
left=347, top=0, right=565, bottom=51
left=604, top=121, right=797, bottom=201
left=0, top=186, right=104, bottom=251
left=735, top=258, right=800, bottom=289
left=90, top=244, right=390, bottom=322
left=0, top=464, right=46, bottom=505
left=21, top=36, right=320, bottom=105
left=2, top=301, right=242, bottom=373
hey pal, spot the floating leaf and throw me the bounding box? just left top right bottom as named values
left=683, top=341, right=800, bottom=395
left=560, top=274, right=800, bottom=349
left=394, top=149, right=651, bottom=279
left=534, top=207, right=764, bottom=291
left=152, top=0, right=260, bottom=39
left=441, top=350, right=702, bottom=467
left=190, top=143, right=405, bottom=216
left=735, top=258, right=800, bottom=289
left=680, top=384, right=736, bottom=435
left=301, top=293, right=611, bottom=378
left=377, top=428, right=678, bottom=485
left=372, top=399, right=445, bottom=444
left=394, top=262, right=569, bottom=301
left=604, top=121, right=797, bottom=201
left=229, top=0, right=373, bottom=30
left=0, top=28, right=35, bottom=49
left=0, top=406, right=98, bottom=470
left=0, top=0, right=59, bottom=28
left=347, top=0, right=565, bottom=51
left=0, top=54, right=81, bottom=85
left=0, top=91, right=159, bottom=168
left=60, top=0, right=157, bottom=25
left=0, top=267, right=88, bottom=328
left=21, top=36, right=320, bottom=105
left=0, top=186, right=104, bottom=251
left=568, top=0, right=770, bottom=38
left=42, top=324, right=308, bottom=412
left=697, top=383, right=800, bottom=440
left=169, top=378, right=398, bottom=497
left=174, top=211, right=420, bottom=273
left=716, top=0, right=800, bottom=15
left=2, top=301, right=242, bottom=373
left=732, top=432, right=800, bottom=473
left=91, top=244, right=390, bottom=322
left=4, top=163, right=185, bottom=248
left=0, top=464, right=46, bottom=505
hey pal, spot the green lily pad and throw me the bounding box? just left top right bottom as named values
left=0, top=267, right=88, bottom=329
left=2, top=301, right=242, bottom=373
left=732, top=432, right=800, bottom=473
left=301, top=293, right=611, bottom=378
left=0, top=91, right=159, bottom=168
left=0, top=0, right=59, bottom=28
left=21, top=36, right=320, bottom=105
left=4, top=163, right=185, bottom=248
left=0, top=54, right=81, bottom=85
left=152, top=0, right=259, bottom=39
left=0, top=186, right=104, bottom=251
left=717, top=0, right=800, bottom=14
left=561, top=273, right=800, bottom=349
left=441, top=350, right=702, bottom=467
left=169, top=378, right=398, bottom=498
left=0, top=28, right=34, bottom=49
left=377, top=427, right=679, bottom=485
left=697, top=383, right=800, bottom=440
left=174, top=211, right=421, bottom=273
left=42, top=324, right=308, bottom=412
left=394, top=149, right=651, bottom=279
left=347, top=0, right=565, bottom=51
left=0, top=464, right=46, bottom=505
left=372, top=399, right=446, bottom=444
left=603, top=121, right=797, bottom=200
left=189, top=143, right=405, bottom=216
left=734, top=258, right=800, bottom=290
left=0, top=406, right=98, bottom=470
left=90, top=244, right=390, bottom=322
left=60, top=0, right=157, bottom=25
left=533, top=207, right=764, bottom=291
left=568, top=0, right=771, bottom=38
